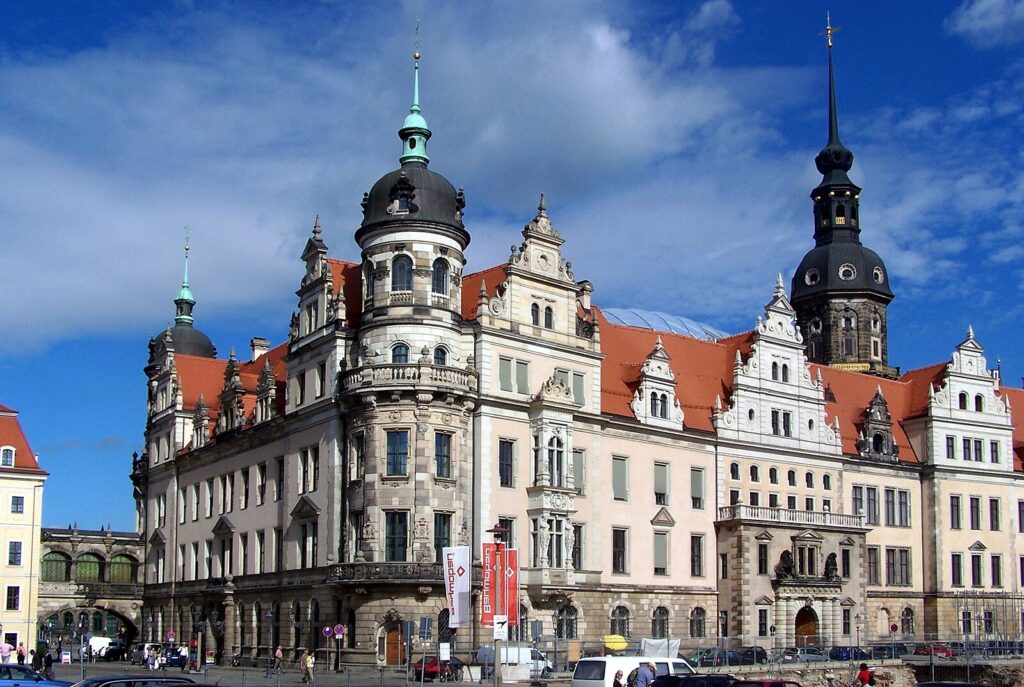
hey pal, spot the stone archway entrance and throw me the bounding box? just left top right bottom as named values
left=794, top=606, right=818, bottom=646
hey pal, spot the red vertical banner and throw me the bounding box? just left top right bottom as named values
left=506, top=548, right=520, bottom=626
left=481, top=543, right=502, bottom=626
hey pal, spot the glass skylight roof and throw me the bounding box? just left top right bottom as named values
left=602, top=308, right=727, bottom=342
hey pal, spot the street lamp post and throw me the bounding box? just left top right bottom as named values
left=854, top=613, right=862, bottom=655
left=264, top=611, right=274, bottom=678
left=486, top=523, right=509, bottom=687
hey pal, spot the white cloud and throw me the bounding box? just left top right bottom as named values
left=946, top=0, right=1024, bottom=48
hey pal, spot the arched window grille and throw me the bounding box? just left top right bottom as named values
left=391, top=255, right=413, bottom=291
left=392, top=345, right=409, bottom=364
left=652, top=607, right=670, bottom=639
left=433, top=347, right=448, bottom=366
left=610, top=606, right=630, bottom=637
left=689, top=608, right=706, bottom=638
left=555, top=605, right=577, bottom=639
left=901, top=607, right=915, bottom=635
left=76, top=553, right=103, bottom=582
left=42, top=552, right=71, bottom=582
left=431, top=259, right=449, bottom=295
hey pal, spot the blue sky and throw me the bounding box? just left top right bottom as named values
left=0, top=1, right=1022, bottom=531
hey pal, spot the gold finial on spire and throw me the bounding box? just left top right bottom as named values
left=823, top=12, right=841, bottom=49
left=413, top=19, right=421, bottom=61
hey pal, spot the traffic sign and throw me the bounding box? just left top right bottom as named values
left=322, top=626, right=334, bottom=637
left=493, top=615, right=508, bottom=641
left=890, top=623, right=898, bottom=633
left=167, top=631, right=176, bottom=641
left=334, top=624, right=346, bottom=636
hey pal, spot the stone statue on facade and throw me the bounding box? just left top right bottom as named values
left=824, top=552, right=840, bottom=581
left=774, top=550, right=796, bottom=579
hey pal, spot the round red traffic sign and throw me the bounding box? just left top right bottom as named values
left=890, top=623, right=898, bottom=633
left=334, top=624, right=346, bottom=636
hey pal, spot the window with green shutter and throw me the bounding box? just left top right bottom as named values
left=654, top=532, right=668, bottom=575
left=612, top=456, right=628, bottom=501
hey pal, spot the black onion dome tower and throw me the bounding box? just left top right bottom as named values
left=791, top=18, right=896, bottom=378
left=147, top=241, right=216, bottom=373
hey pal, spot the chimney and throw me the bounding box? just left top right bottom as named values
left=250, top=337, right=270, bottom=361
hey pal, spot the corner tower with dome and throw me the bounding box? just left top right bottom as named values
left=790, top=21, right=896, bottom=378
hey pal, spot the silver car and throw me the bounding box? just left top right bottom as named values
left=781, top=646, right=827, bottom=662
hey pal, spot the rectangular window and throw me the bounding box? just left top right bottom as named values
left=1020, top=556, right=1024, bottom=586
left=782, top=411, right=792, bottom=437
left=275, top=457, right=284, bottom=501
left=317, top=361, right=327, bottom=398
left=758, top=543, right=768, bottom=575
left=952, top=553, right=963, bottom=587
left=654, top=532, right=668, bottom=575
left=256, top=463, right=266, bottom=505
left=946, top=435, right=956, bottom=460
left=770, top=409, right=780, bottom=435
left=884, top=488, right=896, bottom=526
left=5, top=586, right=19, bottom=611
left=951, top=495, right=962, bottom=529
left=719, top=552, right=728, bottom=579
left=867, top=546, right=880, bottom=585
left=769, top=493, right=779, bottom=508
left=10, top=496, right=23, bottom=514
left=964, top=437, right=972, bottom=461
left=822, top=498, right=831, bottom=512
left=1019, top=501, right=1024, bottom=534
left=990, top=498, right=1001, bottom=531
left=515, top=360, right=529, bottom=394
left=498, top=439, right=515, bottom=488
left=386, top=430, right=409, bottom=476
left=991, top=440, right=1000, bottom=463
left=205, top=479, right=214, bottom=517
left=884, top=547, right=911, bottom=586
left=572, top=372, right=585, bottom=405
left=749, top=491, right=760, bottom=506
left=805, top=497, right=815, bottom=512
left=653, top=462, right=669, bottom=505
left=690, top=534, right=704, bottom=577
left=758, top=609, right=768, bottom=637
left=572, top=524, right=583, bottom=570
left=897, top=490, right=910, bottom=527
left=611, top=528, right=628, bottom=573
left=992, top=554, right=1003, bottom=587
left=177, top=489, right=186, bottom=526
left=852, top=486, right=863, bottom=518
left=690, top=468, right=704, bottom=509
left=239, top=533, right=248, bottom=576
left=974, top=439, right=983, bottom=463
left=842, top=608, right=851, bottom=635
left=352, top=432, right=365, bottom=480
left=434, top=513, right=452, bottom=562
left=240, top=469, right=250, bottom=510
left=730, top=490, right=740, bottom=505
left=841, top=548, right=851, bottom=578
left=435, top=433, right=452, bottom=478
left=256, top=531, right=265, bottom=574
left=385, top=512, right=408, bottom=562
left=787, top=495, right=797, bottom=510
left=190, top=542, right=199, bottom=580
left=498, top=357, right=512, bottom=391
left=865, top=487, right=879, bottom=525
left=970, top=497, right=981, bottom=530
left=273, top=527, right=283, bottom=572
left=7, top=542, right=21, bottom=566
left=296, top=371, right=306, bottom=406
left=572, top=449, right=585, bottom=494
left=971, top=553, right=983, bottom=587
left=612, top=456, right=628, bottom=501
left=309, top=447, right=319, bottom=491
left=204, top=540, right=212, bottom=577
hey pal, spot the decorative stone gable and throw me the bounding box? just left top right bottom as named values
left=217, top=350, right=247, bottom=432
left=255, top=359, right=277, bottom=423
left=856, top=386, right=899, bottom=461
left=714, top=277, right=841, bottom=455
left=630, top=336, right=684, bottom=429
left=192, top=395, right=210, bottom=448
left=508, top=195, right=575, bottom=286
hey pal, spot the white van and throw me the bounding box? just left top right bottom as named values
left=76, top=636, right=113, bottom=659
left=476, top=644, right=554, bottom=677
left=571, top=656, right=694, bottom=687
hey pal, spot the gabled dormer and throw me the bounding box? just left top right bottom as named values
left=216, top=350, right=247, bottom=433
left=192, top=395, right=210, bottom=448
left=528, top=375, right=577, bottom=491
left=630, top=336, right=684, bottom=429
left=255, top=359, right=277, bottom=424
left=714, top=277, right=842, bottom=455
left=291, top=216, right=332, bottom=345
left=856, top=386, right=899, bottom=462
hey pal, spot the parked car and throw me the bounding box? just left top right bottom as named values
left=867, top=643, right=909, bottom=659
left=731, top=682, right=802, bottom=687
left=913, top=643, right=954, bottom=659
left=653, top=674, right=738, bottom=687
left=828, top=646, right=870, bottom=661
left=734, top=647, right=768, bottom=665
left=99, top=641, right=127, bottom=662
left=160, top=646, right=188, bottom=668
left=69, top=677, right=195, bottom=687
left=571, top=656, right=694, bottom=687
left=128, top=643, right=163, bottom=665
left=412, top=656, right=466, bottom=682
left=780, top=647, right=826, bottom=662
left=0, top=664, right=72, bottom=687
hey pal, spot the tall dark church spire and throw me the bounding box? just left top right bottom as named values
left=790, top=16, right=896, bottom=378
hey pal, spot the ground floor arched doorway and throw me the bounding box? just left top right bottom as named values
left=383, top=626, right=404, bottom=665
left=794, top=606, right=818, bottom=646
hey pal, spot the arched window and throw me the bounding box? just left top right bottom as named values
left=660, top=394, right=669, bottom=419
left=392, top=344, right=409, bottom=364
left=92, top=611, right=103, bottom=633
left=769, top=467, right=778, bottom=484
left=787, top=470, right=796, bottom=487
left=76, top=553, right=103, bottom=582
left=391, top=255, right=413, bottom=291
left=689, top=607, right=706, bottom=638
left=42, top=552, right=71, bottom=582
left=365, top=264, right=375, bottom=297
left=109, top=554, right=138, bottom=584
left=975, top=395, right=984, bottom=412
left=750, top=465, right=759, bottom=482
left=771, top=362, right=779, bottom=381
left=805, top=472, right=814, bottom=488
left=610, top=606, right=630, bottom=637
left=958, top=392, right=968, bottom=410
left=835, top=204, right=846, bottom=219
left=431, top=259, right=449, bottom=295
left=730, top=463, right=740, bottom=480
left=438, top=609, right=453, bottom=642
left=0, top=447, right=13, bottom=467
left=782, top=364, right=790, bottom=383
left=531, top=303, right=540, bottom=326
left=555, top=605, right=577, bottom=639
left=872, top=433, right=886, bottom=453
left=433, top=347, right=448, bottom=366
left=901, top=607, right=915, bottom=635
left=544, top=307, right=554, bottom=329
left=651, top=392, right=659, bottom=417
left=822, top=474, right=832, bottom=491
left=652, top=607, right=670, bottom=639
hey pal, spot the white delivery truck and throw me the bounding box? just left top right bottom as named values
left=476, top=644, right=554, bottom=678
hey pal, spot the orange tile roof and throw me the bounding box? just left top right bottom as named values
left=461, top=264, right=508, bottom=321
left=1002, top=387, right=1024, bottom=471
left=0, top=404, right=46, bottom=474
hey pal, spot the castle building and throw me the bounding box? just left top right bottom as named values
left=135, top=36, right=1024, bottom=666
left=0, top=404, right=47, bottom=652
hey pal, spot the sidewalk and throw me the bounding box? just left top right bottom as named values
left=49, top=661, right=418, bottom=687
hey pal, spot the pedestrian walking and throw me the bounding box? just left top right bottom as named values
left=274, top=645, right=283, bottom=674
left=43, top=650, right=53, bottom=680
left=303, top=650, right=315, bottom=684
left=29, top=649, right=39, bottom=671
left=16, top=643, right=25, bottom=665
left=179, top=645, right=189, bottom=673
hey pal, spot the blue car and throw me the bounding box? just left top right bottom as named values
left=0, top=664, right=72, bottom=687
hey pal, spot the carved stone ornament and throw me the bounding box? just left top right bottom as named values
left=458, top=521, right=470, bottom=546
left=362, top=519, right=376, bottom=542
left=415, top=517, right=429, bottom=541
left=534, top=375, right=574, bottom=404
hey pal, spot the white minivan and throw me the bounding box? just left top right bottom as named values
left=476, top=644, right=554, bottom=677
left=571, top=656, right=694, bottom=687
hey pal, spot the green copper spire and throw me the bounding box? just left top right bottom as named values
left=399, top=40, right=431, bottom=165
left=174, top=237, right=196, bottom=326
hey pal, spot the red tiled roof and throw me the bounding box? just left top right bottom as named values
left=326, top=258, right=363, bottom=327
left=0, top=404, right=46, bottom=474
left=1002, top=387, right=1024, bottom=471
left=461, top=265, right=508, bottom=321
left=899, top=363, right=948, bottom=419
